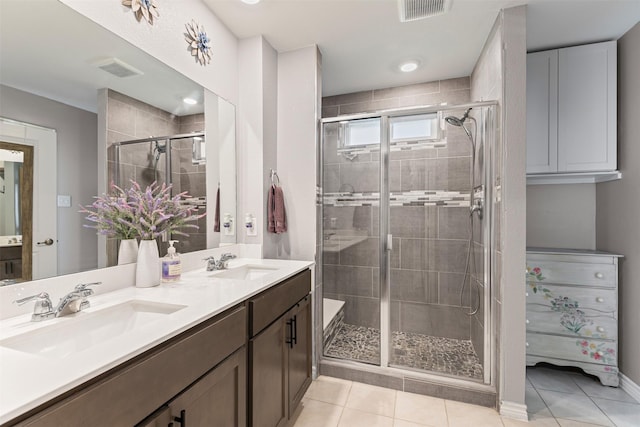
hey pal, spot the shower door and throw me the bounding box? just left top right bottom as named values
left=322, top=104, right=494, bottom=384
left=322, top=119, right=382, bottom=365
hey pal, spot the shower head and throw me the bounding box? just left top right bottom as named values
left=444, top=108, right=472, bottom=127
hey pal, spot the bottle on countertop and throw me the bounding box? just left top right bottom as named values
left=161, top=240, right=182, bottom=283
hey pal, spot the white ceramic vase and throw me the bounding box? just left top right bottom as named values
left=136, top=240, right=160, bottom=288
left=118, top=239, right=138, bottom=265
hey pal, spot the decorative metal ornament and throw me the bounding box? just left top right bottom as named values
left=122, top=0, right=159, bottom=25
left=185, top=20, right=212, bottom=66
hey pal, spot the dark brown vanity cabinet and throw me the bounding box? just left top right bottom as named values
left=248, top=270, right=312, bottom=427
left=10, top=305, right=247, bottom=427
left=0, top=246, right=22, bottom=280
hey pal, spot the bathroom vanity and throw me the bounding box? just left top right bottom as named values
left=0, top=257, right=312, bottom=427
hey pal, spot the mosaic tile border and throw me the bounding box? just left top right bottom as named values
left=337, top=138, right=448, bottom=157
left=323, top=190, right=470, bottom=207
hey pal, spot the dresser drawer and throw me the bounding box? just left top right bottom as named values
left=526, top=284, right=616, bottom=313
left=526, top=310, right=617, bottom=340
left=526, top=333, right=617, bottom=367
left=526, top=259, right=616, bottom=288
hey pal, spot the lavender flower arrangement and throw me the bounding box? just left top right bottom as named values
left=81, top=181, right=204, bottom=240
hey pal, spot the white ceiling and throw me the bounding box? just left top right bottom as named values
left=205, top=0, right=640, bottom=96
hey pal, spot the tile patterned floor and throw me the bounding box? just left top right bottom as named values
left=324, top=323, right=483, bottom=380
left=292, top=367, right=640, bottom=427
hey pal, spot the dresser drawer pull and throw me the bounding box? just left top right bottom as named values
left=596, top=297, right=605, bottom=303
left=595, top=272, right=604, bottom=279
left=597, top=326, right=605, bottom=333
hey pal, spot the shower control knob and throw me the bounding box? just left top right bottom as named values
left=595, top=272, right=604, bottom=279
left=526, top=342, right=529, bottom=347
left=596, top=297, right=604, bottom=303
left=526, top=319, right=530, bottom=324
left=525, top=292, right=529, bottom=297
left=597, top=326, right=605, bottom=333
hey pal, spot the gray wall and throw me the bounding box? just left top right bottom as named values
left=0, top=85, right=98, bottom=275
left=321, top=78, right=473, bottom=341
left=596, top=22, right=640, bottom=386
left=471, top=6, right=528, bottom=413
left=527, top=184, right=596, bottom=249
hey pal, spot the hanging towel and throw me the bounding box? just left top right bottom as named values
left=214, top=186, right=220, bottom=232
left=268, top=185, right=287, bottom=234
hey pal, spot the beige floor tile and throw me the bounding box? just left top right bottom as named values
left=345, top=382, right=397, bottom=418
left=337, top=408, right=394, bottom=427
left=293, top=398, right=343, bottom=427
left=395, top=391, right=448, bottom=426
left=445, top=400, right=504, bottom=427
left=305, top=376, right=353, bottom=406
left=393, top=419, right=436, bottom=427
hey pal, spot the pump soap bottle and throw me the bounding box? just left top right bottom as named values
left=162, top=240, right=182, bottom=282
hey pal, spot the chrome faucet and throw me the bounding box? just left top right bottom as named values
left=55, top=282, right=101, bottom=317
left=204, top=253, right=237, bottom=271
left=14, top=282, right=101, bottom=322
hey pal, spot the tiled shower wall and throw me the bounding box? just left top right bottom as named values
left=105, top=90, right=206, bottom=264
left=322, top=78, right=482, bottom=344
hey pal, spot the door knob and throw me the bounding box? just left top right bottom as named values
left=37, top=238, right=54, bottom=246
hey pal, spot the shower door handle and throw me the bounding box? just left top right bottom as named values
left=386, top=234, right=393, bottom=251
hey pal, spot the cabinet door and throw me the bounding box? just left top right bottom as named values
left=169, top=347, right=247, bottom=427
left=250, top=317, right=288, bottom=427
left=287, top=296, right=312, bottom=418
left=558, top=41, right=616, bottom=172
left=527, top=50, right=558, bottom=174
left=136, top=407, right=171, bottom=427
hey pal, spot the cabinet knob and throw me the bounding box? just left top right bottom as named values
left=596, top=297, right=604, bottom=303
left=595, top=272, right=604, bottom=279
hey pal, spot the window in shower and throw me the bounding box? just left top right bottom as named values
left=389, top=113, right=439, bottom=142
left=341, top=117, right=380, bottom=147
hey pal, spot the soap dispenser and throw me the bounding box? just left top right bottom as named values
left=161, top=240, right=182, bottom=283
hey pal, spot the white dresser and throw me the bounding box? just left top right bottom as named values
left=526, top=248, right=623, bottom=386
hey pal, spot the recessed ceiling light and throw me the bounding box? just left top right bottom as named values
left=183, top=97, right=198, bottom=105
left=399, top=61, right=419, bottom=72
left=241, top=0, right=261, bottom=4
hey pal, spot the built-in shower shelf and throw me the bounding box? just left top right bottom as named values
left=526, top=171, right=622, bottom=185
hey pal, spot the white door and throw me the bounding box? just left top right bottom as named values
left=0, top=118, right=57, bottom=279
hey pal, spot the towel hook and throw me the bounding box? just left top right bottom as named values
left=270, top=169, right=280, bottom=187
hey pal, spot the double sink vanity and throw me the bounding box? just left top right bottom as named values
left=0, top=253, right=313, bottom=426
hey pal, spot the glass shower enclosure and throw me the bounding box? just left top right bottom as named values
left=321, top=103, right=495, bottom=384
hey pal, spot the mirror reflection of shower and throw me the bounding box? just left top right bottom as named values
left=152, top=140, right=167, bottom=183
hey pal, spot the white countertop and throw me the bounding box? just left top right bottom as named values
left=0, top=258, right=313, bottom=424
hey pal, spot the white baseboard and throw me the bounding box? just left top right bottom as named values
left=500, top=400, right=528, bottom=421
left=620, top=373, right=640, bottom=403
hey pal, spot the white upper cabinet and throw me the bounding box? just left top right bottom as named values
left=527, top=50, right=558, bottom=173
left=527, top=41, right=617, bottom=177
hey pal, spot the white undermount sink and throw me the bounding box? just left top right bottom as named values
left=0, top=300, right=186, bottom=359
left=213, top=264, right=279, bottom=280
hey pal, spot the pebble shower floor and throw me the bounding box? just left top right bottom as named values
left=324, top=323, right=484, bottom=380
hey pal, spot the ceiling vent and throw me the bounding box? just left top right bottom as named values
left=92, top=58, right=144, bottom=78
left=398, top=0, right=451, bottom=22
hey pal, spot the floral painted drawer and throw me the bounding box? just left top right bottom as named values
left=526, top=333, right=617, bottom=367
left=526, top=258, right=616, bottom=288
left=526, top=248, right=622, bottom=387
left=526, top=284, right=617, bottom=339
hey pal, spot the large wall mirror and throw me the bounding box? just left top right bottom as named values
left=0, top=0, right=236, bottom=285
